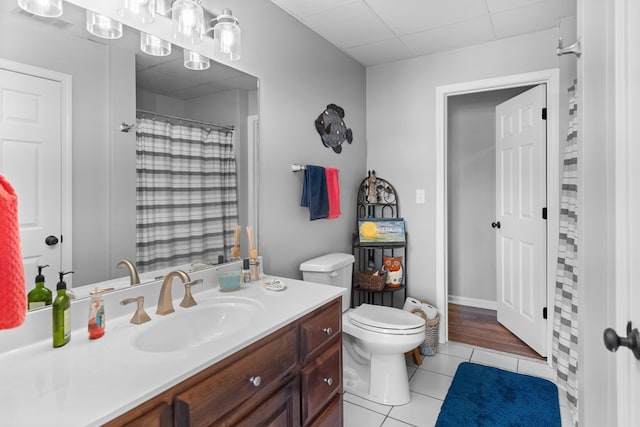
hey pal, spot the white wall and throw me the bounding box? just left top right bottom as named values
left=367, top=29, right=559, bottom=305
left=136, top=90, right=186, bottom=117
left=447, top=87, right=529, bottom=304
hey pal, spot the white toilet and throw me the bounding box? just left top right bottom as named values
left=300, top=253, right=426, bottom=406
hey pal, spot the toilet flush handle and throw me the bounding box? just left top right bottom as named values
left=329, top=270, right=338, bottom=278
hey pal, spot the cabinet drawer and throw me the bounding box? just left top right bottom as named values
left=174, top=325, right=297, bottom=427
left=300, top=299, right=341, bottom=361
left=301, top=340, right=342, bottom=425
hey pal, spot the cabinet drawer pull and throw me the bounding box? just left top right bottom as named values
left=323, top=327, right=333, bottom=335
left=249, top=376, right=262, bottom=387
left=323, top=377, right=334, bottom=386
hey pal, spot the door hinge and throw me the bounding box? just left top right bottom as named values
left=542, top=207, right=547, bottom=220
left=60, top=235, right=63, bottom=243
left=543, top=307, right=548, bottom=319
left=541, top=107, right=547, bottom=120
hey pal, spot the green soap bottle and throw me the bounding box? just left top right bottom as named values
left=52, top=271, right=73, bottom=348
left=27, top=265, right=52, bottom=310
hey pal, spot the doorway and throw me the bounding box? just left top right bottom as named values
left=447, top=86, right=543, bottom=356
left=435, top=69, right=560, bottom=361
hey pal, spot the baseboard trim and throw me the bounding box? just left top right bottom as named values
left=448, top=295, right=497, bottom=311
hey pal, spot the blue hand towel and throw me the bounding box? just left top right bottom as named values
left=300, top=165, right=329, bottom=220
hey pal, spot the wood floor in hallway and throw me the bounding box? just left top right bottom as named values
left=448, top=303, right=545, bottom=360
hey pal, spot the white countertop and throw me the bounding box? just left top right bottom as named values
left=0, top=276, right=344, bottom=426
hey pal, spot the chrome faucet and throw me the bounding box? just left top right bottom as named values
left=156, top=270, right=191, bottom=315
left=117, top=259, right=140, bottom=286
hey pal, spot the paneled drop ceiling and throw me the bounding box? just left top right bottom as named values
left=270, top=0, right=576, bottom=66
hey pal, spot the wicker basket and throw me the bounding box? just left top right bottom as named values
left=410, top=302, right=440, bottom=356
left=421, top=314, right=440, bottom=356
left=356, top=271, right=387, bottom=291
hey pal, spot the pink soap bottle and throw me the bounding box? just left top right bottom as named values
left=88, top=287, right=105, bottom=340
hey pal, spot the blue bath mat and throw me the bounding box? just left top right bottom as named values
left=436, top=362, right=561, bottom=427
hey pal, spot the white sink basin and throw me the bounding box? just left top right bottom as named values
left=134, top=297, right=264, bottom=353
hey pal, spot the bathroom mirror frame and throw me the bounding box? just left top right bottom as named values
left=0, top=0, right=259, bottom=299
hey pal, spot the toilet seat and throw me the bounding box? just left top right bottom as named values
left=348, top=304, right=425, bottom=335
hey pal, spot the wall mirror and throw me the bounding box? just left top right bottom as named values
left=0, top=1, right=259, bottom=296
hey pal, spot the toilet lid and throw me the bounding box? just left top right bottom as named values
left=349, top=304, right=425, bottom=334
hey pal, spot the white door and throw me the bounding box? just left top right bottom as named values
left=0, top=65, right=64, bottom=287
left=613, top=0, right=640, bottom=422
left=495, top=85, right=547, bottom=356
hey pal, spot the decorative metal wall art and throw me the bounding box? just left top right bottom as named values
left=314, top=103, right=353, bottom=153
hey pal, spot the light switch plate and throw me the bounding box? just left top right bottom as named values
left=416, top=189, right=425, bottom=204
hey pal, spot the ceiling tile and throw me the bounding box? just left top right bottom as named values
left=345, top=38, right=414, bottom=66
left=486, top=0, right=546, bottom=14
left=401, top=15, right=495, bottom=57
left=270, top=0, right=357, bottom=17
left=301, top=1, right=395, bottom=49
left=491, top=0, right=575, bottom=39
left=365, top=0, right=488, bottom=36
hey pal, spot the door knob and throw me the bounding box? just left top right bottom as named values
left=603, top=321, right=640, bottom=360
left=491, top=221, right=501, bottom=229
left=45, top=235, right=59, bottom=246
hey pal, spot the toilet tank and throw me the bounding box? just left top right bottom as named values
left=300, top=253, right=354, bottom=311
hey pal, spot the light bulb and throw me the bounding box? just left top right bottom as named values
left=118, top=0, right=156, bottom=25
left=86, top=11, right=123, bottom=39
left=184, top=50, right=210, bottom=70
left=18, top=0, right=63, bottom=17
left=141, top=33, right=171, bottom=56
left=213, top=9, right=241, bottom=61
left=172, top=0, right=204, bottom=45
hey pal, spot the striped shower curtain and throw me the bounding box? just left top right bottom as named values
left=552, top=80, right=579, bottom=426
left=135, top=116, right=239, bottom=271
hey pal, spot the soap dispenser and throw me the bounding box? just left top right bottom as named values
left=88, top=287, right=105, bottom=340
left=52, top=271, right=73, bottom=348
left=27, top=265, right=52, bottom=310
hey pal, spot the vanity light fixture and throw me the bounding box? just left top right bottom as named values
left=17, top=0, right=62, bottom=17
left=86, top=10, right=123, bottom=39
left=141, top=32, right=172, bottom=56
left=184, top=49, right=210, bottom=70
left=118, top=0, right=156, bottom=25
left=211, top=9, right=241, bottom=61
left=171, top=0, right=204, bottom=45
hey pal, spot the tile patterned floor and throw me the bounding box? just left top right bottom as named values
left=343, top=341, right=573, bottom=427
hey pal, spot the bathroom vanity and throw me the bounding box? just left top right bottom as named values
left=0, top=272, right=345, bottom=426
left=106, top=298, right=343, bottom=426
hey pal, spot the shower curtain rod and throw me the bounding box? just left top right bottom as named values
left=136, top=109, right=235, bottom=132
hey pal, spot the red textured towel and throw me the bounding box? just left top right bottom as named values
left=0, top=175, right=26, bottom=329
left=325, top=168, right=341, bottom=219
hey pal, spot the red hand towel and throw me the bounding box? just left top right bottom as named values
left=0, top=175, right=26, bottom=329
left=325, top=168, right=341, bottom=219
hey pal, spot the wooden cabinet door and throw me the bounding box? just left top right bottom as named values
left=235, top=378, right=300, bottom=427
left=307, top=394, right=342, bottom=427
left=301, top=341, right=342, bottom=425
